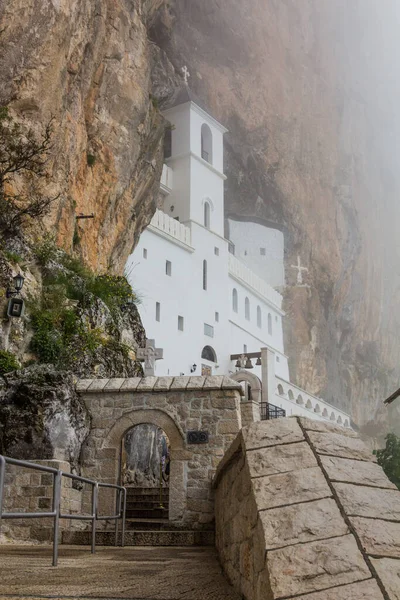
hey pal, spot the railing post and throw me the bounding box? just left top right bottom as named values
left=114, top=489, right=121, bottom=547
left=91, top=483, right=98, bottom=555
left=121, top=487, right=126, bottom=547
left=0, top=455, right=6, bottom=537
left=52, top=470, right=62, bottom=567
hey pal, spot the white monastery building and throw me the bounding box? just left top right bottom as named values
left=126, top=90, right=351, bottom=428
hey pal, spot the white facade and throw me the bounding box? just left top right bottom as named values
left=126, top=96, right=351, bottom=427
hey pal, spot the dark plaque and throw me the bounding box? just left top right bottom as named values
left=7, top=298, right=25, bottom=318
left=187, top=430, right=209, bottom=445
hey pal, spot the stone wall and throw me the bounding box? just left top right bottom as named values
left=214, top=417, right=400, bottom=600
left=78, top=375, right=243, bottom=529
left=1, top=460, right=82, bottom=542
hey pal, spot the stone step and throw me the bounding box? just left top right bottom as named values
left=62, top=529, right=215, bottom=547
left=126, top=500, right=170, bottom=509
left=126, top=508, right=169, bottom=519
left=126, top=487, right=170, bottom=496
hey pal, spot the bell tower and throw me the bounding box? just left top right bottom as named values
left=162, top=90, right=227, bottom=237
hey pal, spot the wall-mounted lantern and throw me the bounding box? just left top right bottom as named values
left=6, top=274, right=25, bottom=318
left=6, top=274, right=25, bottom=298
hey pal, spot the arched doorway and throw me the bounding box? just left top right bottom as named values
left=103, top=409, right=186, bottom=524
left=230, top=371, right=262, bottom=425
left=122, top=424, right=170, bottom=525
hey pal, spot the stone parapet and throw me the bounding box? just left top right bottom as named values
left=214, top=416, right=400, bottom=600
left=76, top=375, right=244, bottom=394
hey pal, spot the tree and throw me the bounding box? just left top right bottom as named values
left=376, top=433, right=400, bottom=489
left=0, top=107, right=57, bottom=235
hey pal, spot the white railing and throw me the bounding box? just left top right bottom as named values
left=228, top=254, right=283, bottom=310
left=160, top=164, right=173, bottom=194
left=149, top=209, right=192, bottom=247
left=275, top=376, right=351, bottom=428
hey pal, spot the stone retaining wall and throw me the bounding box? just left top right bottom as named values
left=1, top=460, right=82, bottom=542
left=214, top=417, right=400, bottom=600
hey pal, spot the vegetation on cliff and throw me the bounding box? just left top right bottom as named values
left=376, top=433, right=400, bottom=490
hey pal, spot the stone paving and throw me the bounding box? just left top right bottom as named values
left=0, top=545, right=240, bottom=600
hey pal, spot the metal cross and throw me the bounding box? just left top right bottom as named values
left=182, top=65, right=190, bottom=85
left=137, top=339, right=164, bottom=376
left=290, top=255, right=308, bottom=285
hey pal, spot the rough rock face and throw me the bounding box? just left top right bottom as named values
left=0, top=365, right=90, bottom=470
left=0, top=0, right=168, bottom=273
left=122, top=423, right=169, bottom=487
left=150, top=1, right=400, bottom=427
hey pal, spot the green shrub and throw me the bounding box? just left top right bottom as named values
left=0, top=350, right=20, bottom=376
left=376, top=433, right=400, bottom=490
left=4, top=250, right=24, bottom=264
left=34, top=234, right=58, bottom=266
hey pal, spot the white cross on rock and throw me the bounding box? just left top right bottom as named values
left=137, top=339, right=164, bottom=376
left=290, top=255, right=309, bottom=285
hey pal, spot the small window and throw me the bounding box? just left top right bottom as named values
left=156, top=302, right=160, bottom=322
left=214, top=247, right=219, bottom=256
left=260, top=247, right=266, bottom=256
left=232, top=288, right=238, bottom=313
left=178, top=316, right=184, bottom=331
left=166, top=260, right=172, bottom=276
left=268, top=313, right=272, bottom=335
left=202, top=346, right=217, bottom=362
left=276, top=356, right=280, bottom=363
left=204, top=202, right=211, bottom=229
left=245, top=297, right=250, bottom=321
left=244, top=250, right=248, bottom=256
left=257, top=306, right=262, bottom=328
left=203, top=260, right=208, bottom=290
left=143, top=248, right=148, bottom=259
left=201, top=123, right=213, bottom=164
left=215, top=312, right=219, bottom=322
left=204, top=323, right=214, bottom=337
left=243, top=344, right=247, bottom=353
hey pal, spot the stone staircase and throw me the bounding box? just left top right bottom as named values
left=62, top=485, right=214, bottom=547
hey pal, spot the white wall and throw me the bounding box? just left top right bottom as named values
left=228, top=219, right=285, bottom=288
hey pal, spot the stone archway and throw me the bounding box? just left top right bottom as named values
left=230, top=371, right=262, bottom=425
left=101, top=409, right=186, bottom=523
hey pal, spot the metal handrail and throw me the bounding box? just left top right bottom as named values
left=0, top=455, right=126, bottom=566
left=260, top=402, right=286, bottom=420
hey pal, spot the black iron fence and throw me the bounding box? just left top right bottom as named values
left=260, top=402, right=286, bottom=420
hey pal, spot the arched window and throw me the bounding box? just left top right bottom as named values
left=306, top=399, right=313, bottom=409
left=288, top=389, right=294, bottom=401
left=203, top=260, right=207, bottom=291
left=201, top=124, right=213, bottom=164
left=296, top=395, right=304, bottom=405
left=268, top=313, right=272, bottom=335
left=245, top=297, right=250, bottom=320
left=232, top=288, right=238, bottom=313
left=257, top=306, right=262, bottom=328
left=314, top=404, right=321, bottom=414
left=337, top=416, right=343, bottom=425
left=322, top=408, right=329, bottom=417
left=201, top=346, right=217, bottom=363
left=277, top=384, right=284, bottom=396
left=204, top=201, right=210, bottom=229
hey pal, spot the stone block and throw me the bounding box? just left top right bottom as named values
left=203, top=376, right=224, bottom=389
left=293, top=579, right=385, bottom=600
left=211, top=396, right=238, bottom=410
left=253, top=467, right=331, bottom=511
left=267, top=534, right=370, bottom=598
left=242, top=418, right=305, bottom=451
left=260, top=498, right=348, bottom=550
left=350, top=517, right=400, bottom=558
left=170, top=376, right=191, bottom=390
left=307, top=430, right=373, bottom=461
left=137, top=377, right=158, bottom=391
left=247, top=441, right=317, bottom=478
left=87, top=379, right=110, bottom=392
left=334, top=483, right=400, bottom=520
left=218, top=420, right=240, bottom=435
left=76, top=379, right=93, bottom=392
left=104, top=378, right=125, bottom=391
left=320, top=454, right=397, bottom=489
left=120, top=378, right=141, bottom=391
left=370, top=558, right=400, bottom=600
left=38, top=497, right=52, bottom=510
left=153, top=377, right=173, bottom=391
left=298, top=416, right=358, bottom=437
left=187, top=376, right=206, bottom=390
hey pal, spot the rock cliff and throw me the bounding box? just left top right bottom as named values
left=0, top=0, right=168, bottom=273
left=150, top=0, right=400, bottom=427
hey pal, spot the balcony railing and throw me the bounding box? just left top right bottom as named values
left=149, top=210, right=192, bottom=247
left=260, top=402, right=286, bottom=420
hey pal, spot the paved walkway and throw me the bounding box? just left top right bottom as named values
left=0, top=545, right=240, bottom=600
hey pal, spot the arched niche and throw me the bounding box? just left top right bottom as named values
left=230, top=370, right=262, bottom=407
left=305, top=399, right=313, bottom=409
left=201, top=123, right=213, bottom=164
left=296, top=395, right=304, bottom=405
left=277, top=384, right=284, bottom=396
left=232, top=288, right=238, bottom=312
left=288, top=389, right=294, bottom=401
left=201, top=345, right=217, bottom=363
